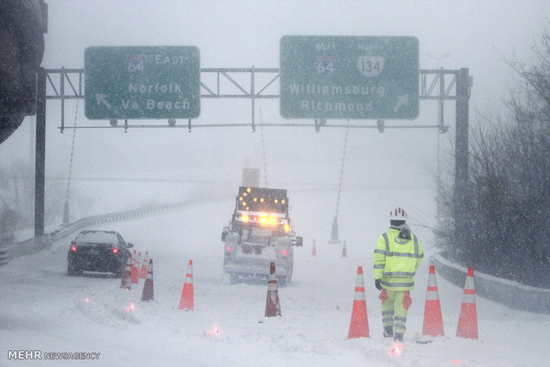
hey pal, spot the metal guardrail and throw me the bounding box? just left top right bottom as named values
left=0, top=246, right=9, bottom=265
left=431, top=251, right=550, bottom=314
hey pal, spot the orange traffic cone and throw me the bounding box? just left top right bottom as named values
left=341, top=240, right=348, bottom=258
left=422, top=265, right=445, bottom=337
left=178, top=260, right=194, bottom=310
left=136, top=251, right=142, bottom=275
left=139, top=251, right=149, bottom=279
left=456, top=266, right=478, bottom=339
left=265, top=262, right=282, bottom=317
left=141, top=259, right=154, bottom=302
left=348, top=266, right=370, bottom=339
left=311, top=239, right=317, bottom=257
left=131, top=250, right=139, bottom=284
left=120, top=257, right=132, bottom=290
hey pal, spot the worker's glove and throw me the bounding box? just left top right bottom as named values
left=375, top=279, right=382, bottom=290
left=403, top=291, right=412, bottom=310
left=379, top=289, right=388, bottom=305
left=398, top=224, right=411, bottom=240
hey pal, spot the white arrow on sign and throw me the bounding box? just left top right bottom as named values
left=393, top=94, right=409, bottom=113
left=96, top=94, right=112, bottom=110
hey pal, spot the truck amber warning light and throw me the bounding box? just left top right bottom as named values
left=237, top=187, right=289, bottom=213
left=238, top=213, right=280, bottom=226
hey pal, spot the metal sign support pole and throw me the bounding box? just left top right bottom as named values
left=34, top=67, right=47, bottom=237
left=251, top=66, right=256, bottom=132
left=454, top=68, right=470, bottom=252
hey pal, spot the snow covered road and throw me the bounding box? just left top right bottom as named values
left=2, top=198, right=550, bottom=367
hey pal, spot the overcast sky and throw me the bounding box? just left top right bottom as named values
left=1, top=0, right=549, bottom=228
left=41, top=0, right=550, bottom=107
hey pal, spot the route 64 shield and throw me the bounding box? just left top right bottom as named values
left=315, top=56, right=336, bottom=76
left=126, top=55, right=147, bottom=75
left=357, top=56, right=384, bottom=77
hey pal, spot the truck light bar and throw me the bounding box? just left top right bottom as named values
left=236, top=210, right=288, bottom=227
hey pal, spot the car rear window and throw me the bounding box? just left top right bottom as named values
left=75, top=231, right=118, bottom=246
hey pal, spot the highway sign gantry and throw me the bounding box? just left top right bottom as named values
left=280, top=36, right=419, bottom=120
left=85, top=46, right=200, bottom=120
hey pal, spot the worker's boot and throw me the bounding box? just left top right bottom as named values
left=383, top=326, right=394, bottom=338
left=394, top=333, right=404, bottom=342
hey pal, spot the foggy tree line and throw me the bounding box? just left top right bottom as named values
left=436, top=27, right=550, bottom=288
left=0, top=161, right=65, bottom=244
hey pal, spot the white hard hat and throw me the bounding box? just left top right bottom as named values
left=389, top=207, right=407, bottom=221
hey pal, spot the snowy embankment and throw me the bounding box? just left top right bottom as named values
left=1, top=199, right=550, bottom=366
left=432, top=252, right=550, bottom=314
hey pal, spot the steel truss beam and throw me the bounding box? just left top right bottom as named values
left=45, top=67, right=460, bottom=132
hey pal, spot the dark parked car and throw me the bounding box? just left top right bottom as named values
left=67, top=230, right=133, bottom=277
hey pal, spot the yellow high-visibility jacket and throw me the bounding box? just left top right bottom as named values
left=373, top=227, right=424, bottom=291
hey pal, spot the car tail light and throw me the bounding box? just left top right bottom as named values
left=70, top=243, right=77, bottom=253
left=112, top=247, right=119, bottom=255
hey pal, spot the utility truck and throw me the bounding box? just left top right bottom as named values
left=222, top=185, right=302, bottom=285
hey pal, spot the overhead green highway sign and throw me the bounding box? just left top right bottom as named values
left=280, top=36, right=419, bottom=120
left=85, top=46, right=200, bottom=120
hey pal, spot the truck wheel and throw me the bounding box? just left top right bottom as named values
left=281, top=262, right=293, bottom=285
left=286, top=267, right=293, bottom=284
left=115, top=264, right=124, bottom=278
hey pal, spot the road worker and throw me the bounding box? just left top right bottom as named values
left=373, top=207, right=424, bottom=342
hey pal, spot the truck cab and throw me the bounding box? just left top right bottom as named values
left=222, top=186, right=302, bottom=285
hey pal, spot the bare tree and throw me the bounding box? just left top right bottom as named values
left=436, top=24, right=550, bottom=287
left=0, top=160, right=67, bottom=236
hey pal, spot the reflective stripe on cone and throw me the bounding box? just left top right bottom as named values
left=456, top=266, right=478, bottom=339
left=139, top=251, right=149, bottom=279
left=120, top=257, right=132, bottom=290
left=348, top=266, right=369, bottom=339
left=141, top=259, right=154, bottom=302
left=422, top=265, right=444, bottom=337
left=265, top=262, right=281, bottom=317
left=179, top=260, right=194, bottom=310
left=131, top=250, right=139, bottom=284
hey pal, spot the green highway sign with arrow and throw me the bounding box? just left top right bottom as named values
left=280, top=36, right=419, bottom=120
left=85, top=46, right=200, bottom=120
